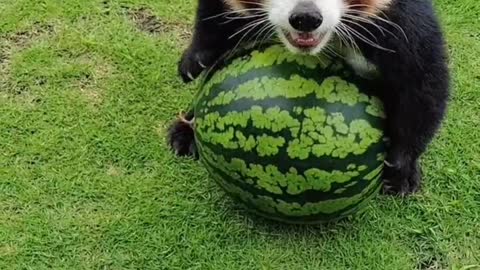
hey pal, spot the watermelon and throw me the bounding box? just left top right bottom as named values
left=193, top=45, right=386, bottom=224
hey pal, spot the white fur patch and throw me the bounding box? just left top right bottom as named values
left=225, top=0, right=389, bottom=63
left=268, top=0, right=344, bottom=33
left=265, top=0, right=345, bottom=54
left=345, top=50, right=378, bottom=79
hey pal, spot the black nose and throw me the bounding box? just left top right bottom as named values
left=289, top=2, right=323, bottom=32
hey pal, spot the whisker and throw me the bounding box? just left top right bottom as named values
left=227, top=19, right=268, bottom=58
left=341, top=23, right=395, bottom=52
left=238, top=1, right=269, bottom=7
left=252, top=23, right=276, bottom=46
left=343, top=14, right=400, bottom=40
left=263, top=30, right=279, bottom=45
left=202, top=8, right=267, bottom=21
left=315, top=55, right=327, bottom=66
left=224, top=12, right=267, bottom=20
left=228, top=18, right=268, bottom=39
left=323, top=45, right=343, bottom=59
left=340, top=17, right=379, bottom=42
left=344, top=9, right=408, bottom=41
left=343, top=14, right=382, bottom=35
left=332, top=26, right=350, bottom=48
left=336, top=24, right=361, bottom=54
left=259, top=26, right=280, bottom=46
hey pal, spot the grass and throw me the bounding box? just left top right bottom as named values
left=0, top=0, right=479, bottom=269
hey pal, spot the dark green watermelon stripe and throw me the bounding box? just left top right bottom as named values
left=197, top=130, right=385, bottom=175
left=200, top=94, right=385, bottom=128
left=196, top=104, right=384, bottom=159
left=203, top=149, right=383, bottom=199
left=278, top=183, right=381, bottom=224
left=199, top=45, right=339, bottom=97
left=199, top=138, right=383, bottom=196
left=205, top=154, right=382, bottom=204
left=201, top=69, right=381, bottom=107
left=211, top=163, right=382, bottom=220
left=197, top=140, right=384, bottom=203
left=201, top=75, right=385, bottom=120
left=245, top=182, right=382, bottom=224
left=198, top=137, right=383, bottom=203
left=199, top=138, right=383, bottom=201
left=201, top=62, right=347, bottom=101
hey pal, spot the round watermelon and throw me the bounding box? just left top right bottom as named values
left=193, top=45, right=386, bottom=224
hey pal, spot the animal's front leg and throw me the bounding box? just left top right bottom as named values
left=171, top=0, right=242, bottom=156
left=381, top=82, right=448, bottom=196
left=179, top=0, right=240, bottom=82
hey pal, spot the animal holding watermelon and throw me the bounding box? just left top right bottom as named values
left=169, top=45, right=387, bottom=223
left=167, top=0, right=450, bottom=224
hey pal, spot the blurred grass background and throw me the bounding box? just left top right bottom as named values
left=0, top=0, right=479, bottom=269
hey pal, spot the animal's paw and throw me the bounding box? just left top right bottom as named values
left=167, top=112, right=198, bottom=158
left=178, top=49, right=217, bottom=83
left=381, top=158, right=422, bottom=196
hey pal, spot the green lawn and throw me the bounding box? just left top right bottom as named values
left=0, top=0, right=479, bottom=269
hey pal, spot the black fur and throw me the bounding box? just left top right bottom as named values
left=167, top=111, right=197, bottom=158
left=177, top=0, right=251, bottom=82
left=168, top=0, right=450, bottom=196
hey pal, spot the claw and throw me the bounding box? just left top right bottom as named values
left=382, top=179, right=410, bottom=197
left=381, top=179, right=394, bottom=194
left=384, top=160, right=395, bottom=168
left=198, top=61, right=207, bottom=68
left=383, top=185, right=393, bottom=191
left=178, top=111, right=195, bottom=127
left=186, top=72, right=195, bottom=81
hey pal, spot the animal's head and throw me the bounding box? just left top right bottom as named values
left=224, top=0, right=392, bottom=54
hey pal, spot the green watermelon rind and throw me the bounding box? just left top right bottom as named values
left=194, top=45, right=386, bottom=223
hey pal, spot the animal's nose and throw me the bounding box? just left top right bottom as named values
left=289, top=2, right=323, bottom=32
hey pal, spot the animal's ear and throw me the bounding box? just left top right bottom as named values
left=344, top=0, right=393, bottom=15
left=223, top=0, right=264, bottom=12
left=223, top=0, right=244, bottom=11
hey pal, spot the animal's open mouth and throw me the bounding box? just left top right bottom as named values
left=283, top=31, right=326, bottom=50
